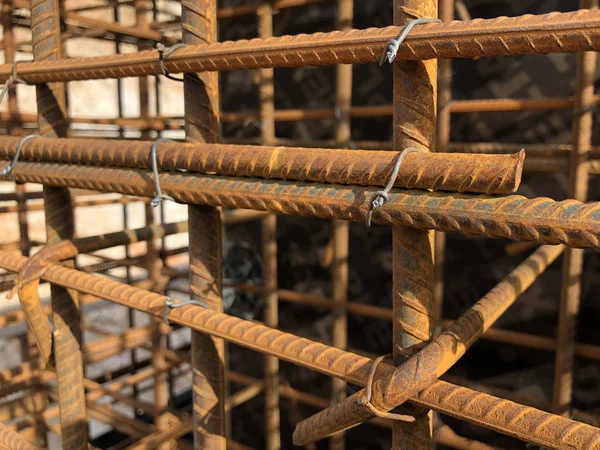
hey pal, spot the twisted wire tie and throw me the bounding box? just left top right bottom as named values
left=157, top=43, right=187, bottom=82
left=0, top=60, right=25, bottom=106
left=163, top=297, right=208, bottom=325
left=0, top=134, right=39, bottom=182
left=150, top=138, right=176, bottom=208
left=356, top=353, right=415, bottom=422
left=365, top=147, right=420, bottom=227
left=379, top=18, right=442, bottom=66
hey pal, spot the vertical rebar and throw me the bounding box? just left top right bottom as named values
left=2, top=2, right=30, bottom=258
left=330, top=1, right=352, bottom=450
left=182, top=0, right=226, bottom=447
left=134, top=0, right=169, bottom=439
left=392, top=0, right=437, bottom=448
left=113, top=1, right=140, bottom=414
left=553, top=0, right=598, bottom=417
left=258, top=3, right=280, bottom=450
left=5, top=3, right=43, bottom=443
left=432, top=0, right=453, bottom=333
left=31, top=0, right=88, bottom=445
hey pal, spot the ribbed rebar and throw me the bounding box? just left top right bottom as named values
left=391, top=0, right=438, bottom=447
left=181, top=0, right=226, bottom=446
left=554, top=0, right=599, bottom=417
left=292, top=245, right=564, bottom=444
left=31, top=0, right=87, bottom=444
left=11, top=221, right=186, bottom=368
left=0, top=422, right=42, bottom=450
left=3, top=161, right=600, bottom=250
left=0, top=250, right=599, bottom=450
left=0, top=136, right=524, bottom=194
left=0, top=10, right=599, bottom=83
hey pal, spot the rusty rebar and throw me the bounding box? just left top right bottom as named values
left=181, top=0, right=226, bottom=447
left=292, top=245, right=564, bottom=444
left=258, top=3, right=280, bottom=449
left=390, top=1, right=437, bottom=447
left=554, top=0, right=598, bottom=417
left=30, top=0, right=88, bottom=443
left=0, top=422, right=42, bottom=450
left=11, top=221, right=186, bottom=366
left=0, top=136, right=524, bottom=194
left=330, top=0, right=353, bottom=448
left=1, top=10, right=600, bottom=83
left=195, top=281, right=600, bottom=362
left=0, top=249, right=597, bottom=449
left=433, top=0, right=454, bottom=334
left=3, top=161, right=599, bottom=250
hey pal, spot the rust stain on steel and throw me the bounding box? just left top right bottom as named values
left=31, top=0, right=88, bottom=442
left=182, top=0, right=227, bottom=446
left=0, top=10, right=599, bottom=83
left=292, top=245, right=564, bottom=444
left=0, top=249, right=598, bottom=450
left=391, top=0, right=437, bottom=445
left=0, top=422, right=42, bottom=450
left=4, top=161, right=600, bottom=250
left=0, top=136, right=524, bottom=194
left=12, top=241, right=78, bottom=368
left=257, top=2, right=280, bottom=448
left=10, top=221, right=186, bottom=368
left=554, top=0, right=599, bottom=417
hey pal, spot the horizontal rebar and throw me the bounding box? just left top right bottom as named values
left=0, top=421, right=41, bottom=450
left=0, top=10, right=599, bottom=83
left=292, top=245, right=563, bottom=444
left=2, top=161, right=600, bottom=249
left=0, top=250, right=598, bottom=449
left=0, top=136, right=524, bottom=194
left=12, top=220, right=186, bottom=365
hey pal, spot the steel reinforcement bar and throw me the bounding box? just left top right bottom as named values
left=2, top=161, right=600, bottom=249
left=0, top=422, right=41, bottom=450
left=0, top=136, right=524, bottom=194
left=0, top=250, right=599, bottom=449
left=0, top=10, right=599, bottom=83
left=292, top=245, right=564, bottom=444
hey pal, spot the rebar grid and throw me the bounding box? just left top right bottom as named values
left=0, top=0, right=599, bottom=449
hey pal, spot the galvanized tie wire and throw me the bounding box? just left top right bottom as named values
left=150, top=138, right=176, bottom=207
left=0, top=61, right=25, bottom=105
left=379, top=17, right=442, bottom=65
left=0, top=134, right=39, bottom=181
left=156, top=43, right=187, bottom=82
left=365, top=147, right=420, bottom=227
left=357, top=353, right=415, bottom=422
left=163, top=297, right=208, bottom=325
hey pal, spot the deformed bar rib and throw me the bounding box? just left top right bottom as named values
left=2, top=161, right=600, bottom=250
left=292, top=245, right=564, bottom=444
left=0, top=249, right=599, bottom=450
left=0, top=10, right=600, bottom=83
left=0, top=136, right=524, bottom=194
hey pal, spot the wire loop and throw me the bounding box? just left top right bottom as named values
left=365, top=147, right=420, bottom=227
left=0, top=134, right=39, bottom=181
left=163, top=297, right=208, bottom=325
left=150, top=138, right=176, bottom=207
left=157, top=43, right=186, bottom=82
left=358, top=353, right=415, bottom=423
left=379, top=18, right=442, bottom=66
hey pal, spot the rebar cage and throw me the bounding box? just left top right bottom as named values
left=0, top=0, right=599, bottom=449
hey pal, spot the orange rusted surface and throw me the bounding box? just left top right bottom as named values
left=0, top=136, right=524, bottom=194
left=0, top=249, right=598, bottom=449
left=292, top=245, right=564, bottom=444
left=3, top=161, right=600, bottom=249
left=0, top=10, right=599, bottom=83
